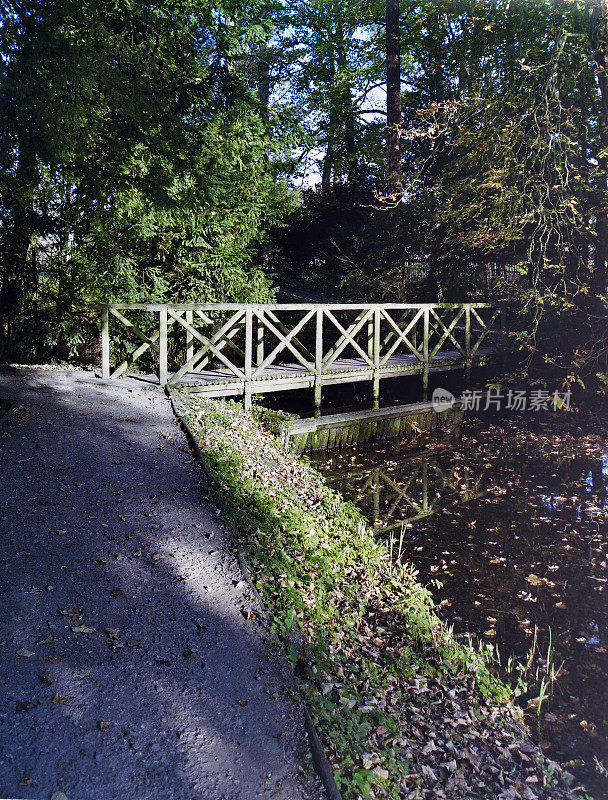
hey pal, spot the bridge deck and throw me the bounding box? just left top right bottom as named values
left=176, top=347, right=497, bottom=395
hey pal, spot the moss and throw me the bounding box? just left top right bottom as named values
left=175, top=392, right=580, bottom=800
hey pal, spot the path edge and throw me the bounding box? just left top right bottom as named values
left=165, top=387, right=343, bottom=800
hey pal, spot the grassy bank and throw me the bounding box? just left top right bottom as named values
left=175, top=392, right=582, bottom=800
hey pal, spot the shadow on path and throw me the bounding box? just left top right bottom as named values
left=0, top=369, right=320, bottom=800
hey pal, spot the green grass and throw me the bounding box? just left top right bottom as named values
left=176, top=393, right=579, bottom=800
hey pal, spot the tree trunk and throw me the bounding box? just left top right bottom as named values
left=335, top=12, right=358, bottom=186
left=386, top=0, right=402, bottom=196
left=0, top=139, right=37, bottom=347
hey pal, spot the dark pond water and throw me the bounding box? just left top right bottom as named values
left=310, top=416, right=608, bottom=796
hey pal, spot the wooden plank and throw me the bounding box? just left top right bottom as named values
left=379, top=307, right=424, bottom=365
left=264, top=308, right=315, bottom=362
left=186, top=309, right=194, bottom=362
left=373, top=307, right=380, bottom=408
left=166, top=309, right=246, bottom=382
left=253, top=308, right=315, bottom=376
left=159, top=308, right=168, bottom=387
left=322, top=308, right=374, bottom=369
left=423, top=307, right=429, bottom=400
left=109, top=308, right=178, bottom=378
left=244, top=308, right=253, bottom=410
left=93, top=301, right=495, bottom=312
left=101, top=306, right=110, bottom=379
left=286, top=400, right=460, bottom=436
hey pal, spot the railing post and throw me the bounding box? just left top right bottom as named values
left=256, top=311, right=265, bottom=366
left=185, top=309, right=193, bottom=363
left=423, top=305, right=429, bottom=401
left=101, top=305, right=110, bottom=379
left=465, top=304, right=471, bottom=385
left=314, top=306, right=323, bottom=417
left=244, top=306, right=253, bottom=411
left=159, top=307, right=168, bottom=387
left=373, top=307, right=380, bottom=409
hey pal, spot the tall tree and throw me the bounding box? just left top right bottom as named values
left=0, top=0, right=292, bottom=357
left=386, top=0, right=402, bottom=195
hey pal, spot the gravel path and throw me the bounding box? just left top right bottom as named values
left=0, top=368, right=320, bottom=800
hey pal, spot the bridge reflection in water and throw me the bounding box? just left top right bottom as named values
left=316, top=447, right=487, bottom=533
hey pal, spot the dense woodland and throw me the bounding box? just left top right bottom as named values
left=2, top=0, right=608, bottom=383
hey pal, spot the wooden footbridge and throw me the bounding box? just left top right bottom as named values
left=98, top=302, right=505, bottom=414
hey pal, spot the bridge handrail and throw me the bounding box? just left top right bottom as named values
left=95, top=302, right=507, bottom=408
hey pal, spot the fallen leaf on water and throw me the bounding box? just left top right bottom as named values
left=45, top=656, right=62, bottom=664
left=51, top=694, right=68, bottom=705
left=17, top=648, right=35, bottom=658
left=36, top=635, right=55, bottom=646
left=238, top=699, right=248, bottom=707
left=18, top=777, right=32, bottom=786
left=98, top=720, right=110, bottom=731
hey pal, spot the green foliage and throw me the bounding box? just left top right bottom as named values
left=176, top=393, right=523, bottom=798
left=0, top=0, right=296, bottom=360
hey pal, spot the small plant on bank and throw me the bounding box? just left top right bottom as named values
left=176, top=392, right=585, bottom=800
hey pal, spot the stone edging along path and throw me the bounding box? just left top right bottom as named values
left=166, top=387, right=342, bottom=800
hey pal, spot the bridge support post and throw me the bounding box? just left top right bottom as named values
left=101, top=306, right=110, bottom=379
left=185, top=309, right=194, bottom=363
left=314, top=380, right=322, bottom=417
left=373, top=307, right=380, bottom=409
left=314, top=307, right=323, bottom=417
left=256, top=311, right=265, bottom=367
left=244, top=307, right=253, bottom=411
left=159, top=308, right=168, bottom=387
left=422, top=306, right=429, bottom=401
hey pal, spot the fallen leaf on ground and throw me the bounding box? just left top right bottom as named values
left=72, top=669, right=91, bottom=678
left=72, top=625, right=95, bottom=634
